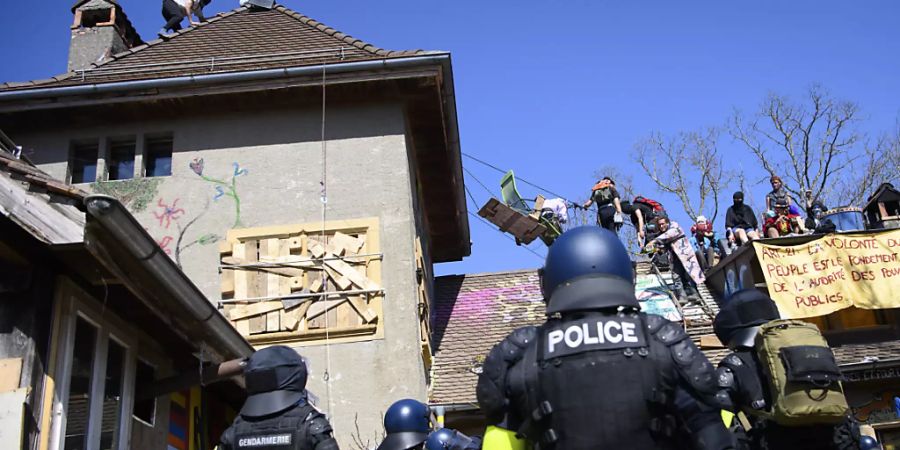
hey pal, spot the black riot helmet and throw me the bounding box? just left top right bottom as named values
left=240, top=345, right=309, bottom=417
left=713, top=289, right=781, bottom=349
left=540, top=226, right=638, bottom=313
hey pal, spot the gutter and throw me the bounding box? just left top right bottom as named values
left=0, top=54, right=452, bottom=102
left=83, top=194, right=253, bottom=360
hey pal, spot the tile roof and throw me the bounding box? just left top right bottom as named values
left=1, top=5, right=431, bottom=91
left=429, top=263, right=900, bottom=405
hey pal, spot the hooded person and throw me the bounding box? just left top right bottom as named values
left=724, top=192, right=759, bottom=246
left=219, top=346, right=338, bottom=450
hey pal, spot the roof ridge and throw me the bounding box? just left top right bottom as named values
left=272, top=5, right=425, bottom=57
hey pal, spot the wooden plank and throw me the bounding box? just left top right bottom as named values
left=308, top=240, right=326, bottom=259
left=235, top=319, right=250, bottom=336
left=0, top=173, right=84, bottom=245
left=346, top=296, right=377, bottom=323
left=228, top=301, right=284, bottom=321
left=266, top=311, right=280, bottom=332
left=699, top=335, right=724, bottom=349
left=281, top=307, right=301, bottom=331
left=324, top=257, right=380, bottom=291
left=333, top=231, right=365, bottom=255
left=249, top=315, right=266, bottom=334
left=306, top=298, right=347, bottom=320
left=278, top=239, right=293, bottom=297
left=309, top=275, right=323, bottom=293
left=337, top=300, right=353, bottom=327
left=323, top=265, right=352, bottom=290
left=222, top=256, right=306, bottom=277
left=232, top=242, right=249, bottom=300
left=0, top=358, right=22, bottom=392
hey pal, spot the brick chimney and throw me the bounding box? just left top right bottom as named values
left=68, top=0, right=143, bottom=72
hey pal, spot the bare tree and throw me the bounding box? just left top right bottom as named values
left=833, top=124, right=900, bottom=205
left=350, top=412, right=384, bottom=450
left=730, top=85, right=866, bottom=210
left=633, top=127, right=731, bottom=223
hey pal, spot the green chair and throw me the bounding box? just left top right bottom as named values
left=499, top=170, right=562, bottom=245
left=500, top=170, right=530, bottom=215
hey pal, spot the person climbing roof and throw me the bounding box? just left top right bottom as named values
left=582, top=176, right=624, bottom=233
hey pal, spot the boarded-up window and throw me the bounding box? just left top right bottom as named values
left=219, top=218, right=383, bottom=345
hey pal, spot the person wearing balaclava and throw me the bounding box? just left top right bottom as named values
left=724, top=192, right=759, bottom=246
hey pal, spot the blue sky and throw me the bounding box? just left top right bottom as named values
left=2, top=1, right=899, bottom=276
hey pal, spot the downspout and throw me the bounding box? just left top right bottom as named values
left=83, top=194, right=253, bottom=360
left=0, top=54, right=452, bottom=102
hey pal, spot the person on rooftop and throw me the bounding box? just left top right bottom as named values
left=581, top=176, right=624, bottom=232
left=724, top=191, right=759, bottom=246
left=765, top=175, right=802, bottom=216
left=160, top=0, right=211, bottom=37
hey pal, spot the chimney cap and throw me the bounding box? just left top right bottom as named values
left=71, top=0, right=118, bottom=14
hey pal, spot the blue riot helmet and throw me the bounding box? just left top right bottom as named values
left=425, top=429, right=480, bottom=450
left=425, top=429, right=454, bottom=450
left=860, top=435, right=882, bottom=450
left=540, top=226, right=638, bottom=313
left=713, top=289, right=781, bottom=349
left=376, top=399, right=432, bottom=450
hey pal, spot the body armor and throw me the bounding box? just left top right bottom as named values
left=479, top=311, right=723, bottom=450
left=220, top=402, right=338, bottom=450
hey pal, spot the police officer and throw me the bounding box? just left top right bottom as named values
left=219, top=346, right=338, bottom=450
left=476, top=226, right=733, bottom=450
left=376, top=399, right=433, bottom=450
left=425, top=428, right=482, bottom=450
left=713, top=289, right=860, bottom=450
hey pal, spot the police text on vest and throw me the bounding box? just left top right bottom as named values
left=237, top=434, right=293, bottom=447
left=542, top=317, right=647, bottom=359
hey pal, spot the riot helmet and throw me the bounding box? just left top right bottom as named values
left=713, top=289, right=780, bottom=349
left=376, top=399, right=432, bottom=450
left=240, top=345, right=309, bottom=417
left=860, top=435, right=882, bottom=450
left=425, top=428, right=478, bottom=450
left=425, top=429, right=454, bottom=450
left=540, top=226, right=638, bottom=313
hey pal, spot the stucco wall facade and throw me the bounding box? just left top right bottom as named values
left=15, top=101, right=430, bottom=447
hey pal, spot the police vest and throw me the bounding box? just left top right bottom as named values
left=220, top=402, right=335, bottom=450
left=509, top=311, right=680, bottom=450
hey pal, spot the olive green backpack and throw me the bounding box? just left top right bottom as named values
left=754, top=319, right=849, bottom=426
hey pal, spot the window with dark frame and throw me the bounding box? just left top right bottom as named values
left=144, top=136, right=173, bottom=177
left=70, top=141, right=99, bottom=184
left=132, top=360, right=157, bottom=426
left=107, top=139, right=136, bottom=181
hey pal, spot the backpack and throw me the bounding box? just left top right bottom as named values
left=634, top=196, right=666, bottom=216
left=754, top=319, right=849, bottom=426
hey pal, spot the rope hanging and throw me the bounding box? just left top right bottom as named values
left=318, top=61, right=335, bottom=418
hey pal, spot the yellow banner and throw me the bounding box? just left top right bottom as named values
left=753, top=229, right=900, bottom=319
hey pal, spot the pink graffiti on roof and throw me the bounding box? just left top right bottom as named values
left=443, top=282, right=544, bottom=324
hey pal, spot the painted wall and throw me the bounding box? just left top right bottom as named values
left=15, top=101, right=430, bottom=447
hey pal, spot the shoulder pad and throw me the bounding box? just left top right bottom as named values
left=643, top=313, right=669, bottom=334
left=306, top=415, right=333, bottom=437
left=716, top=366, right=735, bottom=389
left=670, top=339, right=719, bottom=401
left=721, top=354, right=743, bottom=368
left=498, top=326, right=537, bottom=363
left=476, top=327, right=537, bottom=425
left=652, top=321, right=690, bottom=346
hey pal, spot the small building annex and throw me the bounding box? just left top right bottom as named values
left=0, top=133, right=252, bottom=449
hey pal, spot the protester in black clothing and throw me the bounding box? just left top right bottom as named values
left=582, top=177, right=624, bottom=232
left=724, top=191, right=759, bottom=246
left=621, top=197, right=666, bottom=246
left=160, top=0, right=211, bottom=37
